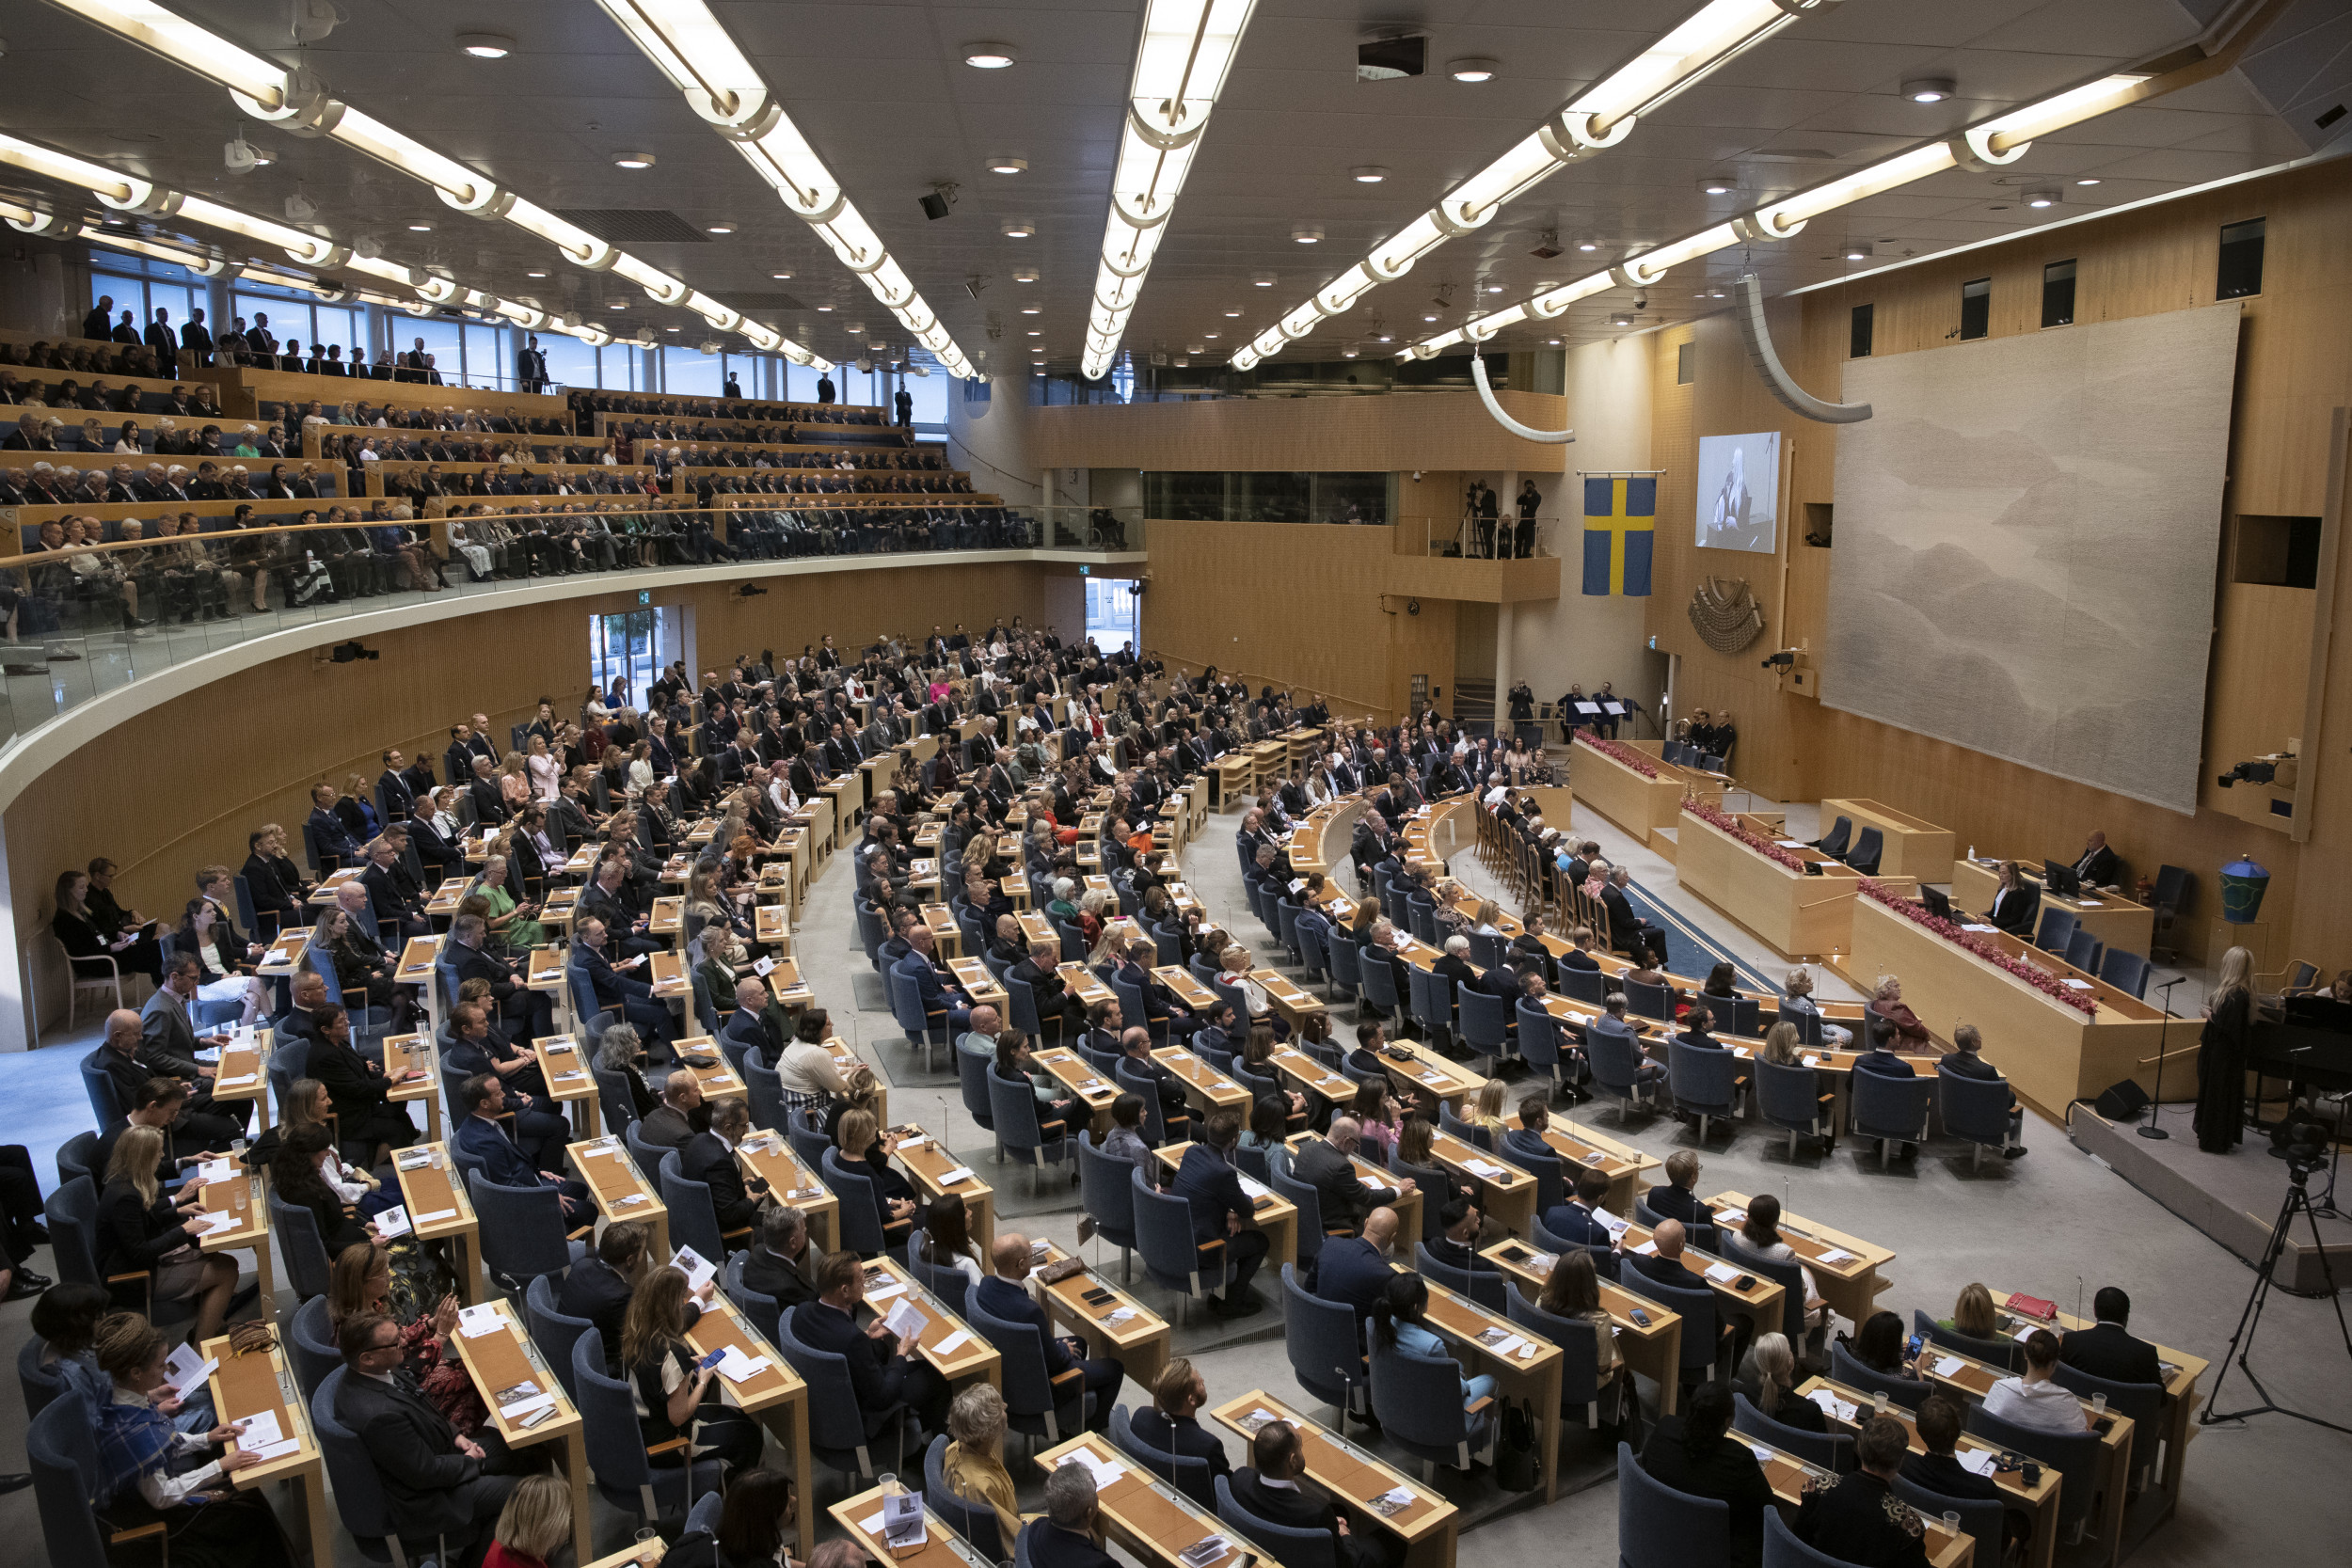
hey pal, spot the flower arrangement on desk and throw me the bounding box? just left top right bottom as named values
left=1684, top=799, right=1809, bottom=872
left=1573, top=732, right=1659, bottom=779
left=1856, top=879, right=2101, bottom=1017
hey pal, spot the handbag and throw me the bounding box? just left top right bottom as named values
left=1491, top=1398, right=1540, bottom=1492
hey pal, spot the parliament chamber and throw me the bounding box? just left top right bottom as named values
left=0, top=3, right=2346, bottom=1567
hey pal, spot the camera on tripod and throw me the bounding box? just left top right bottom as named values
left=2269, top=1112, right=2332, bottom=1179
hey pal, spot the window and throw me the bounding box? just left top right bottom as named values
left=591, top=610, right=668, bottom=706
left=1849, top=303, right=1873, bottom=358
left=540, top=334, right=599, bottom=393
left=1959, top=277, right=1991, bottom=341
left=1677, top=341, right=1695, bottom=385
left=902, top=371, right=947, bottom=430
left=2217, top=217, right=2265, bottom=300
left=464, top=324, right=503, bottom=388
left=2041, top=260, right=2076, bottom=328
left=1084, top=579, right=1140, bottom=653
left=665, top=347, right=723, bottom=395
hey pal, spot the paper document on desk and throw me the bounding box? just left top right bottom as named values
left=1776, top=841, right=1809, bottom=849
left=1704, top=1262, right=1740, bottom=1285
left=190, top=1209, right=238, bottom=1236
left=882, top=1298, right=929, bottom=1344
left=1815, top=1246, right=1854, bottom=1265
left=196, top=1158, right=237, bottom=1184
left=669, top=1244, right=718, bottom=1294
left=1713, top=1209, right=1747, bottom=1227
left=714, top=1348, right=771, bottom=1385
left=458, top=1304, right=503, bottom=1338
left=1629, top=1239, right=1658, bottom=1256
left=1462, top=1157, right=1508, bottom=1180
left=932, top=1329, right=973, bottom=1358
left=1931, top=1355, right=1965, bottom=1379
left=1749, top=1442, right=1778, bottom=1462
left=1237, top=1174, right=1274, bottom=1200
left=1810, top=1390, right=1859, bottom=1422
left=233, top=1410, right=285, bottom=1455
left=1056, top=1448, right=1126, bottom=1489
left=194, top=1048, right=221, bottom=1065
left=1368, top=1487, right=1417, bottom=1516
left=936, top=1165, right=974, bottom=1186
left=1960, top=924, right=1998, bottom=934
left=1959, top=1449, right=1999, bottom=1478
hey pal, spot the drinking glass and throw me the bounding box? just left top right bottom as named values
left=1872, top=1390, right=1889, bottom=1417
left=1942, top=1511, right=1962, bottom=1534
left=2091, top=1392, right=2108, bottom=1417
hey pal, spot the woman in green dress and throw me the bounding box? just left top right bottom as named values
left=470, top=853, right=545, bottom=951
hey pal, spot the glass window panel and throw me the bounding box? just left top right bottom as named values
left=665, top=347, right=722, bottom=395
left=463, top=324, right=501, bottom=389
left=904, top=372, right=947, bottom=428
left=541, top=334, right=598, bottom=390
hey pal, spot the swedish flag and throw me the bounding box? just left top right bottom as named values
left=1581, top=475, right=1656, bottom=596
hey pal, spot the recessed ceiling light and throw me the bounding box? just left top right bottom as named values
left=1223, top=309, right=1241, bottom=318
left=1001, top=218, right=1035, bottom=237
left=1545, top=338, right=1561, bottom=345
left=1901, top=76, right=1955, bottom=103
left=817, top=304, right=833, bottom=311
left=2025, top=188, right=2060, bottom=208
left=771, top=270, right=793, bottom=278
left=1351, top=166, right=1389, bottom=183
left=613, top=152, right=655, bottom=169
left=1609, top=311, right=1634, bottom=326
left=526, top=270, right=548, bottom=278
left=1292, top=226, right=1323, bottom=244
left=608, top=302, right=627, bottom=309
left=2074, top=177, right=2103, bottom=186
left=1026, top=330, right=1041, bottom=336
left=1020, top=306, right=1040, bottom=315
left=1485, top=284, right=1502, bottom=293
left=1374, top=333, right=1392, bottom=342
left=1448, top=58, right=1500, bottom=83
left=1422, top=314, right=1438, bottom=322
left=664, top=325, right=679, bottom=332
left=987, top=156, right=1028, bottom=174
left=457, top=32, right=513, bottom=58
left=1577, top=241, right=1597, bottom=252
left=1251, top=274, right=1276, bottom=287
left=407, top=222, right=433, bottom=231
left=1342, top=347, right=1359, bottom=357
left=1699, top=175, right=1737, bottom=196
left=1204, top=332, right=1219, bottom=338
left=706, top=223, right=736, bottom=235
left=963, top=43, right=1016, bottom=69
left=1844, top=245, right=1868, bottom=260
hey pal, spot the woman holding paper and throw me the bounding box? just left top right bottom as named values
left=619, top=1266, right=766, bottom=1480
left=91, top=1313, right=294, bottom=1568
left=97, top=1127, right=239, bottom=1346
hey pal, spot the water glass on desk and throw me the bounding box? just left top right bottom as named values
left=1873, top=1390, right=1889, bottom=1417
left=2091, top=1393, right=2108, bottom=1418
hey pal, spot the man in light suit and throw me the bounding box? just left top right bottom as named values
left=138, top=957, right=251, bottom=1143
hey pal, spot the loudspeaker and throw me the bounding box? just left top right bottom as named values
left=2094, top=1079, right=2151, bottom=1121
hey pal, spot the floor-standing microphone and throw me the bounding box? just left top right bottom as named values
left=2140, top=975, right=2188, bottom=1140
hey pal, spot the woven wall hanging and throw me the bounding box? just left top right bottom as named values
left=1689, top=577, right=1767, bottom=654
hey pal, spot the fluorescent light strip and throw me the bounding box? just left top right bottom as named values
left=1398, top=70, right=2158, bottom=359
left=1232, top=0, right=1805, bottom=371
left=31, top=0, right=823, bottom=368
left=1082, top=0, right=1261, bottom=380
left=0, top=131, right=617, bottom=346
left=592, top=0, right=976, bottom=377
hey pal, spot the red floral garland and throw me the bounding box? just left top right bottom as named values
left=1573, top=732, right=1659, bottom=779
left=1855, top=879, right=2102, bottom=1017
left=1683, top=799, right=1809, bottom=871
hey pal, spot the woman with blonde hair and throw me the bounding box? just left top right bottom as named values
left=1938, top=1281, right=1999, bottom=1341
left=2197, top=943, right=2255, bottom=1152
left=524, top=732, right=562, bottom=802
left=1744, top=1331, right=1824, bottom=1433
left=1756, top=1021, right=1804, bottom=1068
left=941, top=1381, right=1028, bottom=1555
left=1780, top=966, right=1850, bottom=1047
left=485, top=1474, right=572, bottom=1568
left=834, top=1106, right=919, bottom=1243
left=97, top=1126, right=238, bottom=1344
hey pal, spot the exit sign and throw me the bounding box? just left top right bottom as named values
left=639, top=591, right=651, bottom=605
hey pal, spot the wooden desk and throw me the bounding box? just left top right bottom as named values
left=1744, top=1431, right=1975, bottom=1568
left=1058, top=962, right=1115, bottom=1010
left=1152, top=1045, right=1250, bottom=1117
left=202, top=1334, right=335, bottom=1568
left=863, top=1256, right=1001, bottom=1386
left=307, top=866, right=363, bottom=906
left=1033, top=1048, right=1120, bottom=1136
left=1508, top=1111, right=1661, bottom=1216
left=1150, top=1142, right=1298, bottom=1274
left=425, top=876, right=472, bottom=917
left=1209, top=1389, right=1459, bottom=1568
left=1676, top=806, right=1903, bottom=962
left=381, top=1033, right=443, bottom=1144
left=1153, top=965, right=1220, bottom=1014
left=1407, top=1265, right=1567, bottom=1499
left=1798, top=1376, right=2064, bottom=1568
left=1424, top=1127, right=1536, bottom=1238
left=735, top=1129, right=840, bottom=1253
left=449, top=1297, right=595, bottom=1568
left=1213, top=754, right=1253, bottom=812
left=891, top=1124, right=995, bottom=1256
left=647, top=949, right=691, bottom=1006
left=1950, top=857, right=2155, bottom=956
left=684, top=1290, right=814, bottom=1559
left=1370, top=1037, right=1486, bottom=1110
left=207, top=1031, right=273, bottom=1132
left=754, top=901, right=794, bottom=949
left=923, top=903, right=962, bottom=958
left=1616, top=1223, right=1788, bottom=1334
left=1268, top=1046, right=1358, bottom=1108
left=537, top=1034, right=599, bottom=1139
left=569, top=1134, right=668, bottom=1256
left=191, top=1158, right=273, bottom=1308
left=1567, top=734, right=1721, bottom=840
left=1258, top=970, right=1327, bottom=1029
left=1993, top=1291, right=2204, bottom=1512
left=1911, top=1338, right=2135, bottom=1562
left=949, top=957, right=1007, bottom=1008
left=830, top=1486, right=999, bottom=1568
left=1817, top=798, right=1956, bottom=883
left=1483, top=1240, right=1686, bottom=1416
left=678, top=1039, right=748, bottom=1103
left=1708, top=1190, right=1895, bottom=1332
left=257, top=930, right=310, bottom=976
left=650, top=895, right=685, bottom=945
left=1018, top=911, right=1058, bottom=948
left=391, top=1142, right=487, bottom=1302
left=1035, top=1242, right=1172, bottom=1386
left=1035, top=1431, right=1247, bottom=1568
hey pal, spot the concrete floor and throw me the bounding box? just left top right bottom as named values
left=1, top=779, right=2341, bottom=1566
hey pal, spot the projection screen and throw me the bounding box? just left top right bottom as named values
left=1821, top=302, right=2240, bottom=816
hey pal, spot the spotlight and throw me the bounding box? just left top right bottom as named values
left=284, top=192, right=317, bottom=222
left=2025, top=189, right=2060, bottom=208
left=613, top=152, right=656, bottom=168
left=2216, top=759, right=2278, bottom=788
left=1760, top=650, right=1795, bottom=671
left=986, top=156, right=1028, bottom=174
left=457, top=32, right=513, bottom=58
left=1351, top=166, right=1389, bottom=182
left=406, top=221, right=432, bottom=231
left=1292, top=226, right=1324, bottom=244
left=1699, top=175, right=1736, bottom=195
left=1902, top=76, right=1955, bottom=103
left=963, top=43, right=1016, bottom=68
left=1448, top=58, right=1500, bottom=83
left=919, top=191, right=953, bottom=221
left=526, top=270, right=548, bottom=278
left=771, top=270, right=792, bottom=278
left=223, top=137, right=273, bottom=172
left=1001, top=218, right=1035, bottom=237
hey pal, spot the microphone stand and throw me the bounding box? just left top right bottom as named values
left=2139, top=974, right=2187, bottom=1140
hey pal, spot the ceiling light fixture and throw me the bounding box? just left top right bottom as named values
left=1448, top=58, right=1500, bottom=83
left=1402, top=67, right=2162, bottom=361
left=963, top=43, right=1017, bottom=68
left=407, top=221, right=432, bottom=230
left=1843, top=244, right=1867, bottom=259
left=2025, top=188, right=2060, bottom=208
left=1001, top=218, right=1034, bottom=237
left=1223, top=309, right=1241, bottom=316
left=987, top=156, right=1028, bottom=174
left=613, top=152, right=656, bottom=168
left=1699, top=174, right=1736, bottom=195
left=771, top=269, right=792, bottom=277
left=1083, top=0, right=1259, bottom=379
left=1577, top=241, right=1598, bottom=251
left=527, top=270, right=548, bottom=277
left=1011, top=267, right=1039, bottom=282
left=586, top=0, right=961, bottom=372
left=1351, top=166, right=1389, bottom=182
left=705, top=223, right=736, bottom=234
left=457, top=32, right=514, bottom=58
left=2074, top=177, right=2102, bottom=186
left=1251, top=274, right=1276, bottom=287
left=1902, top=76, right=1955, bottom=103
left=1233, top=0, right=1818, bottom=371
left=1293, top=226, right=1324, bottom=244
left=1020, top=306, right=1040, bottom=314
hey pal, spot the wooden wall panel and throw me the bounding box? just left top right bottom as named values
left=1028, top=390, right=1573, bottom=473
left=8, top=561, right=1073, bottom=1040
left=1645, top=161, right=2352, bottom=966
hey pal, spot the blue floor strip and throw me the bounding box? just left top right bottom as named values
left=1625, top=882, right=1778, bottom=992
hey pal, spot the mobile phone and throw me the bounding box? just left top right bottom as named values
left=696, top=1348, right=727, bottom=1371
left=1082, top=1287, right=1116, bottom=1306
left=1906, top=1333, right=1924, bottom=1359
left=1737, top=1275, right=1756, bottom=1290
left=1629, top=1307, right=1652, bottom=1327
left=1498, top=1243, right=1532, bottom=1262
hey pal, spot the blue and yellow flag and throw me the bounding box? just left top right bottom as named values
left=1582, top=475, right=1655, bottom=596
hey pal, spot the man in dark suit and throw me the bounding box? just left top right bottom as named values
left=90, top=1008, right=226, bottom=1157
left=358, top=837, right=432, bottom=940
left=1600, top=867, right=1669, bottom=967
left=464, top=755, right=507, bottom=829
left=2059, top=1287, right=2163, bottom=1386
left=1308, top=1206, right=1397, bottom=1342
left=790, top=1250, right=949, bottom=1439
left=1360, top=923, right=1412, bottom=1022
left=1291, top=1118, right=1410, bottom=1238
left=1853, top=1019, right=1916, bottom=1081
left=335, top=1311, right=529, bottom=1560
left=1424, top=1196, right=1497, bottom=1277
left=556, top=1221, right=654, bottom=1373
left=580, top=860, right=662, bottom=958
left=1230, top=1418, right=1406, bottom=1568
left=1942, top=1025, right=2026, bottom=1158
left=682, top=1096, right=767, bottom=1240
left=1539, top=1166, right=1620, bottom=1249
left=1645, top=1148, right=1717, bottom=1231
left=449, top=913, right=555, bottom=1040
left=2070, top=831, right=2121, bottom=890
left=135, top=959, right=251, bottom=1144
left=719, top=976, right=784, bottom=1073
left=1901, top=1394, right=2005, bottom=1510
left=441, top=1003, right=568, bottom=1168
left=974, top=1232, right=1122, bottom=1431
left=308, top=1003, right=421, bottom=1164
left=306, top=782, right=363, bottom=871
left=636, top=1073, right=704, bottom=1151
left=573, top=917, right=672, bottom=1048
left=375, top=750, right=418, bottom=824
left=1168, top=1110, right=1269, bottom=1317
left=892, top=926, right=973, bottom=1036
left=451, top=1073, right=592, bottom=1223
left=1115, top=1028, right=1192, bottom=1139
left=1030, top=1465, right=1120, bottom=1568
left=1129, top=1358, right=1232, bottom=1481
left=738, top=1203, right=824, bottom=1313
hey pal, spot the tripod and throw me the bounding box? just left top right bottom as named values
left=2138, top=974, right=2187, bottom=1140
left=2201, top=1159, right=2352, bottom=1433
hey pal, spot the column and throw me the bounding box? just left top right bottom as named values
left=1498, top=468, right=1518, bottom=558
left=1495, top=602, right=1516, bottom=739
